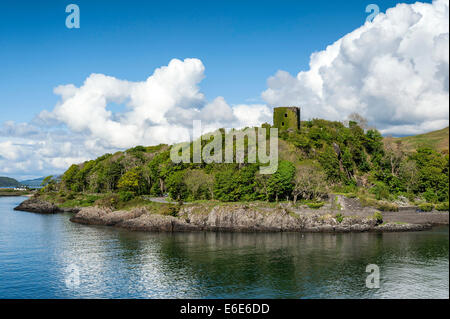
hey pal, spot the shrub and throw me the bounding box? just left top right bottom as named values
left=169, top=205, right=181, bottom=217
left=405, top=192, right=416, bottom=202
left=436, top=202, right=449, bottom=212
left=418, top=203, right=434, bottom=212
left=117, top=168, right=147, bottom=195
left=84, top=195, right=99, bottom=204
left=119, top=191, right=135, bottom=202
left=371, top=182, right=390, bottom=200
left=376, top=201, right=398, bottom=212
left=373, top=211, right=383, bottom=225
left=332, top=184, right=357, bottom=194
left=166, top=171, right=188, bottom=202
left=423, top=189, right=438, bottom=203
left=335, top=212, right=344, bottom=223
left=307, top=202, right=325, bottom=209
left=94, top=194, right=119, bottom=208
left=359, top=196, right=377, bottom=207
left=160, top=204, right=180, bottom=217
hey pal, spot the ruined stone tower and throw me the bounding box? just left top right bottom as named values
left=273, top=106, right=300, bottom=132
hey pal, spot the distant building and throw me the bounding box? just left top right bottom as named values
left=273, top=106, right=300, bottom=132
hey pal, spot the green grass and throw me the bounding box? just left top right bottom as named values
left=395, top=126, right=449, bottom=152
left=375, top=201, right=399, bottom=212
left=436, top=202, right=449, bottom=211
left=418, top=203, right=434, bottom=212
left=307, top=202, right=325, bottom=209
left=373, top=211, right=383, bottom=225
left=0, top=189, right=32, bottom=196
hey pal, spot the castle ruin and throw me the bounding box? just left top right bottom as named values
left=273, top=106, right=300, bottom=132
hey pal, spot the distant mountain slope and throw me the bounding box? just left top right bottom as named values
left=0, top=177, right=21, bottom=187
left=395, top=126, right=449, bottom=152
left=20, top=177, right=45, bottom=188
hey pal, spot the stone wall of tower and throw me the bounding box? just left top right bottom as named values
left=273, top=106, right=300, bottom=132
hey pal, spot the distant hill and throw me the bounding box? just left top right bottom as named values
left=0, top=177, right=21, bottom=187
left=395, top=126, right=449, bottom=153
left=20, top=177, right=46, bottom=188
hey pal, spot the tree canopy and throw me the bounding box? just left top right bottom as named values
left=51, top=120, right=448, bottom=205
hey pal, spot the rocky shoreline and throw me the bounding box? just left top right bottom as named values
left=14, top=197, right=80, bottom=214
left=14, top=197, right=448, bottom=233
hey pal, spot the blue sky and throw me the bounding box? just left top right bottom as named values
left=0, top=0, right=426, bottom=122
left=1, top=0, right=448, bottom=180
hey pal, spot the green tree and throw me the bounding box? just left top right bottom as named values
left=254, top=173, right=271, bottom=201
left=184, top=169, right=214, bottom=200
left=341, top=147, right=354, bottom=178
left=292, top=165, right=328, bottom=203
left=319, top=146, right=341, bottom=182
left=117, top=167, right=147, bottom=195
left=411, top=148, right=449, bottom=202
left=267, top=160, right=295, bottom=202
left=41, top=175, right=57, bottom=192
left=104, top=161, right=123, bottom=191
left=214, top=169, right=238, bottom=202
left=365, top=129, right=384, bottom=155
left=399, top=160, right=419, bottom=193
left=62, top=164, right=81, bottom=191
left=166, top=171, right=188, bottom=202
left=383, top=136, right=405, bottom=177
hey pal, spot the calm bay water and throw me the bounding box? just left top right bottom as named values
left=0, top=196, right=448, bottom=299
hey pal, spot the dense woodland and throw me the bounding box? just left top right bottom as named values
left=42, top=118, right=449, bottom=211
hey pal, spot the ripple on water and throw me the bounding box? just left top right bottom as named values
left=0, top=196, right=448, bottom=298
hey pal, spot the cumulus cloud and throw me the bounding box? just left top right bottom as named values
left=1, top=58, right=270, bottom=179
left=39, top=58, right=269, bottom=149
left=262, top=0, right=449, bottom=135
left=1, top=1, right=448, bottom=179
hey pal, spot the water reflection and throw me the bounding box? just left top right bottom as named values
left=57, top=225, right=449, bottom=298
left=0, top=197, right=448, bottom=299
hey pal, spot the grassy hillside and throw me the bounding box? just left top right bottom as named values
left=395, top=126, right=449, bottom=153
left=0, top=177, right=21, bottom=188
left=41, top=120, right=449, bottom=210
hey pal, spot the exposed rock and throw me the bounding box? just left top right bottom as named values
left=69, top=203, right=435, bottom=233
left=334, top=195, right=368, bottom=212
left=69, top=206, right=112, bottom=224
left=69, top=207, right=146, bottom=226
left=394, top=195, right=410, bottom=207
left=332, top=142, right=341, bottom=156
left=14, top=197, right=81, bottom=214
left=118, top=213, right=197, bottom=232
left=15, top=197, right=443, bottom=233
left=14, top=198, right=62, bottom=214
left=59, top=207, right=81, bottom=214
left=373, top=223, right=432, bottom=232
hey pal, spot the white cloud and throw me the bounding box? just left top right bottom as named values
left=1, top=1, right=448, bottom=179
left=0, top=141, right=22, bottom=161
left=1, top=58, right=268, bottom=179
left=262, top=0, right=449, bottom=135
left=39, top=58, right=266, bottom=149
left=232, top=104, right=272, bottom=128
